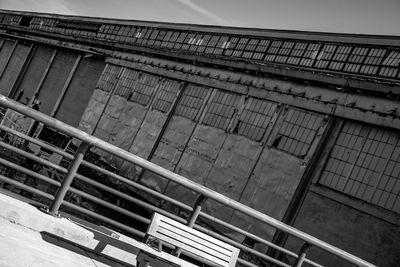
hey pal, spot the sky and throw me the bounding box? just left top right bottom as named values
left=1, top=0, right=400, bottom=36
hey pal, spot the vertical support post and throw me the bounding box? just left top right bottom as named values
left=292, top=243, right=311, bottom=267
left=174, top=195, right=206, bottom=257
left=49, top=142, right=89, bottom=215
left=50, top=54, right=82, bottom=117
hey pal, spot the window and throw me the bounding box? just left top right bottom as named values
left=272, top=108, right=325, bottom=157
left=253, top=39, right=271, bottom=60
left=264, top=40, right=283, bottom=62
left=237, top=98, right=278, bottom=141
left=319, top=121, right=400, bottom=213
left=202, top=91, right=241, bottom=130
left=175, top=84, right=209, bottom=121
left=328, top=46, right=352, bottom=71
left=128, top=73, right=159, bottom=106
left=114, top=69, right=141, bottom=98
left=359, top=48, right=386, bottom=75
left=96, top=64, right=121, bottom=92
left=19, top=16, right=32, bottom=27
left=342, top=47, right=369, bottom=73
left=286, top=42, right=308, bottom=65
left=152, top=79, right=181, bottom=113
left=379, top=50, right=400, bottom=78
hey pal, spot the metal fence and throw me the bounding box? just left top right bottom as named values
left=0, top=95, right=376, bottom=267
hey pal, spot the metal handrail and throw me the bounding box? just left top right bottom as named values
left=0, top=95, right=376, bottom=267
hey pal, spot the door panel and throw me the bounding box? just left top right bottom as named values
left=36, top=49, right=77, bottom=115
left=55, top=56, right=105, bottom=127
left=13, top=45, right=56, bottom=104
left=0, top=42, right=30, bottom=96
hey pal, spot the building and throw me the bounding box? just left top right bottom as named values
left=0, top=9, right=399, bottom=266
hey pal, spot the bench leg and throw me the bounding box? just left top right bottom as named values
left=137, top=260, right=150, bottom=267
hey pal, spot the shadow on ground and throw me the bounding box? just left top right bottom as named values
left=40, top=229, right=138, bottom=267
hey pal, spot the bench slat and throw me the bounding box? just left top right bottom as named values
left=150, top=214, right=235, bottom=251
left=156, top=226, right=231, bottom=262
left=155, top=229, right=230, bottom=267
left=147, top=213, right=240, bottom=267
left=158, top=220, right=233, bottom=256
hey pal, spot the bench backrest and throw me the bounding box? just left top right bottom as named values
left=147, top=213, right=240, bottom=267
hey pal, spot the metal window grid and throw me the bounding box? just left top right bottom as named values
left=328, top=46, right=353, bottom=71
left=175, top=84, right=209, bottom=121
left=96, top=64, right=121, bottom=92
left=379, top=50, right=400, bottom=78
left=237, top=98, right=277, bottom=141
left=252, top=39, right=271, bottom=60
left=152, top=79, right=181, bottom=113
left=342, top=47, right=369, bottom=73
left=114, top=69, right=141, bottom=98
left=286, top=42, right=309, bottom=65
left=241, top=39, right=260, bottom=59
left=313, top=44, right=336, bottom=69
left=275, top=41, right=295, bottom=63
left=319, top=121, right=400, bottom=213
left=204, top=35, right=220, bottom=54
left=264, top=40, right=283, bottom=62
left=202, top=90, right=241, bottom=130
left=274, top=108, right=324, bottom=157
left=359, top=48, right=386, bottom=75
left=128, top=73, right=159, bottom=106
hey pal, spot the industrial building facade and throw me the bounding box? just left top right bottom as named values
left=0, top=10, right=399, bottom=266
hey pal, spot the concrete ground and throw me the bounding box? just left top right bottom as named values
left=0, top=191, right=138, bottom=267
left=0, top=190, right=202, bottom=267
left=0, top=217, right=130, bottom=267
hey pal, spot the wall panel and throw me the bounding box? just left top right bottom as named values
left=0, top=42, right=30, bottom=96
left=36, top=49, right=77, bottom=115
left=55, top=56, right=105, bottom=127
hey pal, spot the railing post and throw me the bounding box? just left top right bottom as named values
left=292, top=243, right=311, bottom=267
left=49, top=142, right=89, bottom=215
left=174, top=195, right=206, bottom=257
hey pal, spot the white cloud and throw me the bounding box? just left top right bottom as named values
left=30, top=0, right=77, bottom=15
left=173, top=0, right=228, bottom=25
left=1, top=0, right=78, bottom=15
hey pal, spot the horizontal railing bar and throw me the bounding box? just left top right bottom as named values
left=74, top=173, right=175, bottom=221
left=304, top=259, right=325, bottom=267
left=199, top=211, right=298, bottom=259
left=68, top=186, right=151, bottom=224
left=0, top=124, right=74, bottom=159
left=0, top=140, right=68, bottom=173
left=61, top=201, right=146, bottom=238
left=236, top=258, right=259, bottom=267
left=193, top=224, right=290, bottom=267
left=81, top=160, right=193, bottom=212
left=0, top=157, right=61, bottom=187
left=0, top=174, right=55, bottom=200
left=74, top=173, right=186, bottom=224
left=0, top=95, right=376, bottom=267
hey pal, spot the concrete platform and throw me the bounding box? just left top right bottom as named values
left=0, top=191, right=138, bottom=267
left=0, top=191, right=203, bottom=267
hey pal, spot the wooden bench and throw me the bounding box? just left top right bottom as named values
left=137, top=213, right=240, bottom=267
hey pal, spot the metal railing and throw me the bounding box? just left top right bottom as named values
left=0, top=94, right=376, bottom=267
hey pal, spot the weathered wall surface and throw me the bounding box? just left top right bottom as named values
left=286, top=191, right=400, bottom=267
left=78, top=62, right=328, bottom=242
